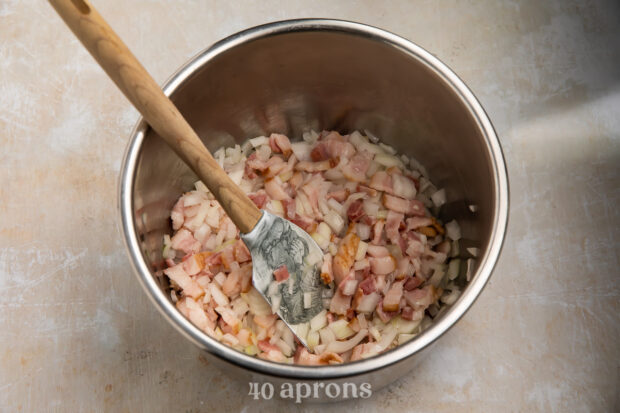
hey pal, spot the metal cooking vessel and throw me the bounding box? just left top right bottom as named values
left=119, top=19, right=508, bottom=402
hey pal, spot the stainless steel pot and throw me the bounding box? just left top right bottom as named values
left=119, top=19, right=508, bottom=402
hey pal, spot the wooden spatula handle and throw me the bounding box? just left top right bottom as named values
left=48, top=0, right=262, bottom=234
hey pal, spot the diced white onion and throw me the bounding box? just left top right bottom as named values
left=445, top=220, right=461, bottom=241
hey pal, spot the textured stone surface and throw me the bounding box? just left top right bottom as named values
left=1, top=0, right=619, bottom=411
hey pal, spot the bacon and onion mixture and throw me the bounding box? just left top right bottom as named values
left=162, top=130, right=464, bottom=365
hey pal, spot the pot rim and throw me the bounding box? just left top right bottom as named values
left=118, top=18, right=509, bottom=380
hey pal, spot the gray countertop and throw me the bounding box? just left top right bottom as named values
left=1, top=0, right=618, bottom=411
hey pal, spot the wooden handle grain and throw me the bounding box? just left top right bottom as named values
left=48, top=0, right=262, bottom=233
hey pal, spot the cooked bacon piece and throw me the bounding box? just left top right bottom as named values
left=320, top=253, right=333, bottom=284
left=347, top=199, right=365, bottom=222
left=273, top=265, right=290, bottom=283
left=270, top=133, right=292, bottom=156
left=171, top=228, right=201, bottom=254
left=382, top=193, right=425, bottom=216
left=369, top=170, right=393, bottom=193
left=385, top=210, right=404, bottom=246
left=371, top=219, right=385, bottom=245
left=327, top=188, right=349, bottom=202
left=171, top=198, right=184, bottom=230
left=391, top=173, right=417, bottom=199
left=382, top=280, right=404, bottom=311
left=366, top=245, right=389, bottom=257
left=404, top=275, right=423, bottom=291
left=375, top=299, right=397, bottom=323
left=248, top=190, right=268, bottom=208
left=264, top=177, right=290, bottom=201
left=369, top=255, right=396, bottom=275
left=406, top=216, right=433, bottom=230
left=341, top=151, right=372, bottom=182
left=358, top=276, right=376, bottom=294
left=295, top=160, right=331, bottom=172
left=233, top=239, right=251, bottom=263
left=333, top=233, right=360, bottom=285
left=330, top=290, right=353, bottom=315
left=164, top=264, right=203, bottom=299
left=403, top=285, right=440, bottom=310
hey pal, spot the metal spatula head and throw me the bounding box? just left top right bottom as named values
left=241, top=211, right=328, bottom=348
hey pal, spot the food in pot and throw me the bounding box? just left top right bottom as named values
left=162, top=130, right=463, bottom=364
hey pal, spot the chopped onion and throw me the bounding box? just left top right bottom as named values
left=355, top=241, right=368, bottom=261
left=325, top=329, right=368, bottom=353
left=306, top=330, right=320, bottom=350
left=324, top=210, right=344, bottom=235
left=356, top=223, right=371, bottom=241
left=441, top=288, right=461, bottom=305
left=398, top=333, right=415, bottom=345
left=445, top=220, right=461, bottom=241
left=329, top=319, right=355, bottom=340
left=210, top=283, right=229, bottom=306
left=271, top=295, right=282, bottom=313
left=327, top=198, right=344, bottom=216
left=355, top=292, right=380, bottom=313
left=310, top=309, right=328, bottom=331
left=431, top=188, right=447, bottom=207
left=249, top=136, right=269, bottom=147
left=374, top=153, right=405, bottom=169
left=362, top=199, right=380, bottom=217
left=447, top=259, right=461, bottom=280
left=291, top=142, right=312, bottom=161
left=319, top=326, right=336, bottom=345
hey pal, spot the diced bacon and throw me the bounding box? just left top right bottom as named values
left=404, top=275, right=423, bottom=291
left=239, top=264, right=253, bottom=293
left=258, top=339, right=281, bottom=353
left=385, top=210, right=404, bottom=246
left=356, top=184, right=377, bottom=197
left=391, top=173, right=417, bottom=199
left=375, top=299, right=397, bottom=323
left=291, top=215, right=316, bottom=232
left=248, top=190, right=268, bottom=208
left=244, top=161, right=258, bottom=179
left=170, top=228, right=201, bottom=254
left=369, top=255, right=396, bottom=275
left=318, top=352, right=344, bottom=364
left=382, top=280, right=404, bottom=312
left=182, top=253, right=206, bottom=276
left=246, top=155, right=269, bottom=171
left=282, top=198, right=297, bottom=220
left=404, top=285, right=439, bottom=310
left=269, top=133, right=292, bottom=156
left=327, top=189, right=349, bottom=202
left=254, top=314, right=277, bottom=329
left=358, top=276, right=376, bottom=294
left=164, top=264, right=203, bottom=299
left=406, top=238, right=425, bottom=258
left=310, top=142, right=330, bottom=161
left=366, top=244, right=389, bottom=257
left=330, top=290, right=353, bottom=315
left=264, top=177, right=290, bottom=201
left=369, top=170, right=393, bottom=193
left=383, top=193, right=426, bottom=216
left=171, top=199, right=184, bottom=230
left=325, top=139, right=355, bottom=160
left=289, top=171, right=304, bottom=189
left=371, top=220, right=385, bottom=245
left=333, top=233, right=361, bottom=285
left=233, top=239, right=251, bottom=263
left=347, top=199, right=365, bottom=222
left=406, top=216, right=433, bottom=230
left=273, top=265, right=290, bottom=283
left=401, top=306, right=424, bottom=321
left=341, top=152, right=372, bottom=182
left=338, top=271, right=359, bottom=296
left=263, top=156, right=288, bottom=178
left=320, top=253, right=333, bottom=284
left=295, top=348, right=322, bottom=365
left=222, top=268, right=241, bottom=297
left=396, top=258, right=412, bottom=279
left=295, top=160, right=331, bottom=172
left=353, top=291, right=380, bottom=313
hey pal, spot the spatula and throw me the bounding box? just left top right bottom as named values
left=48, top=0, right=326, bottom=346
